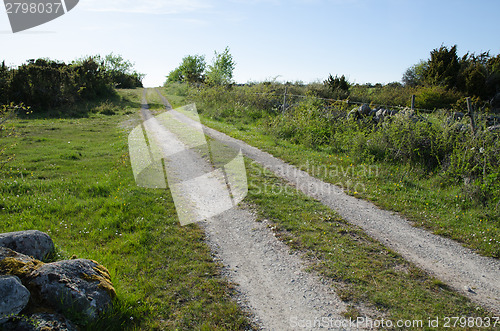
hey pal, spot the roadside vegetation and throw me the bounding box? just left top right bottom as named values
left=245, top=158, right=493, bottom=326
left=0, top=53, right=144, bottom=113
left=162, top=45, right=500, bottom=258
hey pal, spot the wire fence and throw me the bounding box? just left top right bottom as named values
left=218, top=87, right=438, bottom=114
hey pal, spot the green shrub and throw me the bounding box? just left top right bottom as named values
left=413, top=86, right=463, bottom=110
left=445, top=130, right=500, bottom=205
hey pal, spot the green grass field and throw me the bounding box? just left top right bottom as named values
left=0, top=94, right=253, bottom=330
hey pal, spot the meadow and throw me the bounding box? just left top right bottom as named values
left=0, top=92, right=252, bottom=330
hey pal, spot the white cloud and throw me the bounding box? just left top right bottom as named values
left=80, top=0, right=211, bottom=15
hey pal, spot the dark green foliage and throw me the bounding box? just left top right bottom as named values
left=9, top=58, right=115, bottom=109
left=486, top=54, right=500, bottom=95
left=425, top=45, right=461, bottom=89
left=324, top=74, right=350, bottom=99
left=71, top=57, right=114, bottom=101
left=0, top=55, right=142, bottom=112
left=402, top=45, right=500, bottom=105
left=10, top=59, right=68, bottom=108
left=0, top=61, right=10, bottom=105
left=102, top=53, right=144, bottom=88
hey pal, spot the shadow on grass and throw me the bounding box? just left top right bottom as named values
left=16, top=89, right=143, bottom=120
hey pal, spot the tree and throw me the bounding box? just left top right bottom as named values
left=402, top=60, right=428, bottom=87
left=486, top=54, right=500, bottom=94
left=165, top=55, right=206, bottom=84
left=424, top=45, right=460, bottom=89
left=458, top=52, right=490, bottom=99
left=181, top=55, right=206, bottom=84
left=323, top=74, right=350, bottom=99
left=0, top=61, right=10, bottom=104
left=166, top=67, right=183, bottom=84
left=324, top=74, right=350, bottom=92
left=103, top=53, right=144, bottom=88
left=205, top=47, right=235, bottom=86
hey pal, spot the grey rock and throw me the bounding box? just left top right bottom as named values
left=0, top=247, right=42, bottom=279
left=0, top=275, right=30, bottom=324
left=29, top=259, right=115, bottom=323
left=1, top=313, right=78, bottom=331
left=347, top=108, right=360, bottom=120
left=359, top=104, right=372, bottom=116
left=0, top=231, right=54, bottom=261
left=488, top=124, right=500, bottom=133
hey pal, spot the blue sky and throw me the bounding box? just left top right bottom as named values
left=1, top=0, right=499, bottom=87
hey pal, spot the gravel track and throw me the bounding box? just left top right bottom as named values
left=148, top=90, right=499, bottom=329
left=142, top=90, right=352, bottom=330
left=194, top=112, right=500, bottom=315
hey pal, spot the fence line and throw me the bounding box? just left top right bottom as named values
left=211, top=87, right=438, bottom=113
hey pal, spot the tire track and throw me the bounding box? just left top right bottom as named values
left=152, top=90, right=500, bottom=315
left=140, top=89, right=353, bottom=330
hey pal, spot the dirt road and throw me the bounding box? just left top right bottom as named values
left=138, top=89, right=500, bottom=331
left=140, top=90, right=352, bottom=330
left=151, top=90, right=500, bottom=316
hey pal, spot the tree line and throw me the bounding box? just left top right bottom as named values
left=320, top=46, right=500, bottom=111
left=0, top=53, right=144, bottom=111
left=402, top=45, right=500, bottom=102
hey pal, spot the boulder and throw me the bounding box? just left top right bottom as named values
left=0, top=247, right=44, bottom=279
left=1, top=248, right=115, bottom=324
left=1, top=313, right=78, bottom=331
left=28, top=259, right=115, bottom=322
left=0, top=275, right=30, bottom=324
left=0, top=231, right=54, bottom=261
left=347, top=108, right=360, bottom=120
left=359, top=104, right=372, bottom=116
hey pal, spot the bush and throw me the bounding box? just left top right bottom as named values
left=1, top=56, right=141, bottom=112
left=270, top=97, right=334, bottom=147
left=92, top=100, right=120, bottom=115
left=445, top=130, right=500, bottom=205
left=413, top=86, right=462, bottom=110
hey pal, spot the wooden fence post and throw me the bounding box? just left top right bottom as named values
left=466, top=97, right=477, bottom=136
left=282, top=87, right=287, bottom=113
left=411, top=95, right=416, bottom=111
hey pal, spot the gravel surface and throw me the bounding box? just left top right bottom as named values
left=148, top=91, right=499, bottom=330
left=194, top=111, right=500, bottom=315
left=141, top=92, right=353, bottom=330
